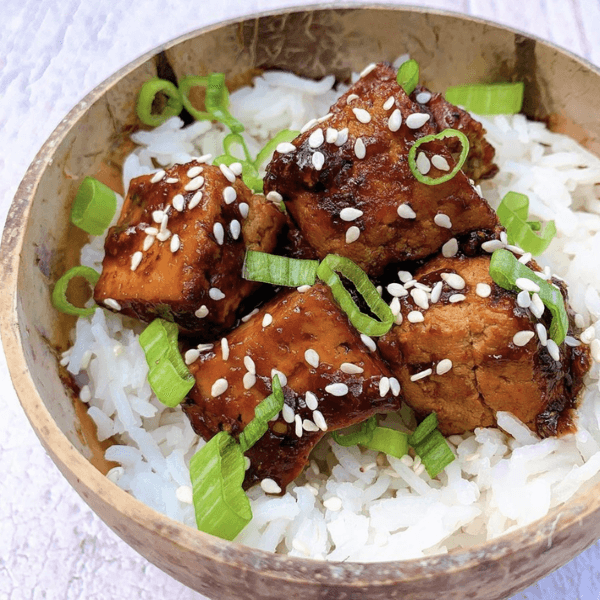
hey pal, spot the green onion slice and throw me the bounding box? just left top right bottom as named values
left=136, top=78, right=183, bottom=127
left=213, top=153, right=263, bottom=193
left=243, top=251, right=319, bottom=287
left=316, top=254, right=394, bottom=336
left=139, top=319, right=194, bottom=407
left=222, top=132, right=253, bottom=163
left=205, top=73, right=244, bottom=134
left=52, top=266, right=100, bottom=317
left=397, top=59, right=419, bottom=96
left=496, top=192, right=556, bottom=255
left=70, top=177, right=117, bottom=236
left=408, top=413, right=455, bottom=478
left=445, top=82, right=524, bottom=115
left=239, top=375, right=284, bottom=453
left=408, top=413, right=438, bottom=447
left=190, top=431, right=252, bottom=540
left=408, top=129, right=470, bottom=186
left=332, top=416, right=378, bottom=447
left=254, top=129, right=300, bottom=170
left=178, top=75, right=212, bottom=121
left=363, top=427, right=409, bottom=459
left=489, top=249, right=568, bottom=344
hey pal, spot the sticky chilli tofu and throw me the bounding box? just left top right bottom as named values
left=94, top=161, right=285, bottom=337
left=264, top=63, right=498, bottom=276
left=182, top=282, right=401, bottom=492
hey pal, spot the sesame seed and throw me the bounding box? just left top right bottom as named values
left=335, top=128, right=349, bottom=147
left=130, top=251, right=143, bottom=271
left=407, top=311, right=424, bottom=323
left=195, top=305, right=208, bottom=319
left=271, top=369, right=287, bottom=386
left=213, top=222, right=224, bottom=245
left=441, top=273, right=465, bottom=290
left=376, top=285, right=383, bottom=296
left=309, top=128, right=325, bottom=148
left=431, top=154, right=450, bottom=171
left=175, top=485, right=194, bottom=504
left=223, top=186, right=237, bottom=205
left=211, top=378, right=228, bottom=397
left=303, top=419, right=320, bottom=432
left=326, top=128, right=338, bottom=144
left=241, top=308, right=259, bottom=322
left=413, top=455, right=422, bottom=469
left=360, top=63, right=377, bottom=77
left=170, top=234, right=180, bottom=253
left=353, top=108, right=372, bottom=124
left=388, top=108, right=402, bottom=132
left=229, top=162, right=243, bottom=176
left=104, top=298, right=121, bottom=311
left=304, top=349, right=320, bottom=368
left=482, top=240, right=505, bottom=252
left=305, top=391, right=319, bottom=410
left=411, top=288, right=429, bottom=310
left=325, top=383, right=348, bottom=396
left=500, top=231, right=508, bottom=245
left=416, top=152, right=431, bottom=175
left=389, top=377, right=401, bottom=396
left=239, top=202, right=249, bottom=218
left=295, top=414, right=303, bottom=437
left=324, top=496, right=343, bottom=511
left=142, top=235, right=155, bottom=252
left=436, top=359, right=453, bottom=375
left=394, top=313, right=403, bottom=325
left=354, top=138, right=366, bottom=159
left=187, top=166, right=203, bottom=178
left=383, top=96, right=395, bottom=110
left=340, top=362, right=363, bottom=374
left=244, top=356, right=256, bottom=373
left=262, top=313, right=273, bottom=327
left=397, top=271, right=411, bottom=283
left=416, top=91, right=432, bottom=104
left=414, top=282, right=432, bottom=292
left=197, top=343, right=214, bottom=352
left=172, top=194, right=185, bottom=212
left=244, top=457, right=251, bottom=471
left=144, top=226, right=159, bottom=235
left=506, top=244, right=525, bottom=255
left=276, top=142, right=296, bottom=154
left=430, top=281, right=443, bottom=304
left=517, top=290, right=531, bottom=308
left=152, top=210, right=164, bottom=223
left=312, top=151, right=325, bottom=170
left=379, top=377, right=390, bottom=397
left=575, top=313, right=585, bottom=329
left=406, top=113, right=431, bottom=129
left=449, top=294, right=466, bottom=303
left=150, top=170, right=165, bottom=183
left=591, top=339, right=600, bottom=362
left=346, top=93, right=359, bottom=104
left=313, top=410, right=328, bottom=431
left=160, top=213, right=169, bottom=233
left=184, top=176, right=204, bottom=191
left=297, top=285, right=311, bottom=293
left=404, top=280, right=417, bottom=289
left=513, top=331, right=535, bottom=347
left=387, top=283, right=408, bottom=297
left=266, top=191, right=282, bottom=203
left=397, top=203, right=416, bottom=219
left=230, top=220, right=241, bottom=240
left=185, top=349, right=200, bottom=365
left=188, top=191, right=202, bottom=209
left=411, top=368, right=432, bottom=382
left=401, top=455, right=414, bottom=467
left=565, top=336, right=581, bottom=347
left=197, top=154, right=212, bottom=163
left=530, top=293, right=545, bottom=319
left=390, top=297, right=401, bottom=316
left=243, top=372, right=256, bottom=390
left=165, top=177, right=179, bottom=184
left=300, top=118, right=317, bottom=134
left=282, top=404, right=295, bottom=423
left=547, top=339, right=561, bottom=361
left=361, top=334, right=376, bottom=351
left=414, top=463, right=426, bottom=476
left=516, top=278, right=540, bottom=293
left=340, top=207, right=364, bottom=221
left=434, top=213, right=452, bottom=229
left=344, top=226, right=361, bottom=244
left=221, top=338, right=229, bottom=361
left=79, top=385, right=91, bottom=403
left=209, top=288, right=225, bottom=301
left=261, top=478, right=281, bottom=494
left=536, top=323, right=548, bottom=346
left=581, top=325, right=596, bottom=344
left=219, top=164, right=236, bottom=183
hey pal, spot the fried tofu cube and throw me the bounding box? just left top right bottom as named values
left=264, top=63, right=498, bottom=276
left=94, top=161, right=285, bottom=337
left=182, top=283, right=401, bottom=491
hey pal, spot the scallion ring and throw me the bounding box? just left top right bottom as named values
left=178, top=75, right=212, bottom=121
left=205, top=73, right=244, bottom=134
left=70, top=177, right=117, bottom=236
left=445, top=82, right=524, bottom=115
left=408, top=412, right=455, bottom=478
left=332, top=416, right=377, bottom=447
left=397, top=59, right=419, bottom=96
left=243, top=251, right=319, bottom=287
left=254, top=129, right=300, bottom=170
left=136, top=78, right=183, bottom=127
left=52, top=266, right=100, bottom=317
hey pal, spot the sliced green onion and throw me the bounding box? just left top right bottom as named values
left=408, top=413, right=439, bottom=447
left=70, top=177, right=117, bottom=236
left=213, top=154, right=262, bottom=193
left=408, top=129, right=470, bottom=186
left=445, top=82, right=524, bottom=115
left=205, top=73, right=244, bottom=134
left=178, top=75, right=212, bottom=121
left=136, top=78, right=183, bottom=127
left=52, top=266, right=100, bottom=317
left=408, top=413, right=455, bottom=478
left=190, top=431, right=252, bottom=540
left=254, top=129, right=300, bottom=170
left=239, top=375, right=284, bottom=453
left=243, top=251, right=319, bottom=287
left=496, top=192, right=556, bottom=255
left=489, top=249, right=568, bottom=344
left=332, top=416, right=377, bottom=447
left=397, top=59, right=419, bottom=95
left=222, top=132, right=252, bottom=163
left=363, top=427, right=408, bottom=459
left=316, top=255, right=394, bottom=336
left=139, top=319, right=194, bottom=407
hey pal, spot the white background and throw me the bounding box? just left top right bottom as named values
left=2, top=0, right=600, bottom=598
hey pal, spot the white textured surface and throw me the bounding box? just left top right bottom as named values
left=2, top=0, right=600, bottom=598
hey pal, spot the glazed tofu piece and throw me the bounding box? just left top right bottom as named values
left=94, top=161, right=285, bottom=337
left=264, top=63, right=498, bottom=276
left=411, top=84, right=498, bottom=182
left=377, top=252, right=591, bottom=437
left=182, top=283, right=401, bottom=491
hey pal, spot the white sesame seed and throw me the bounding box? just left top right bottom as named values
left=413, top=455, right=422, bottom=469
left=144, top=226, right=159, bottom=236
left=295, top=414, right=303, bottom=437
left=517, top=290, right=531, bottom=308
left=361, top=334, right=376, bottom=351
left=441, top=273, right=465, bottom=290
left=301, top=118, right=317, bottom=134
left=266, top=191, right=283, bottom=203
left=262, top=313, right=273, bottom=327
left=389, top=296, right=401, bottom=316
left=354, top=138, right=366, bottom=159
left=221, top=338, right=229, bottom=361
left=394, top=313, right=403, bottom=325
left=239, top=202, right=249, bottom=218
left=472, top=283, right=491, bottom=299
left=142, top=235, right=154, bottom=251
left=209, top=288, right=225, bottom=301
left=211, top=378, right=228, bottom=397
left=340, top=362, right=363, bottom=374
left=78, top=384, right=91, bottom=403
left=388, top=108, right=402, bottom=132
left=243, top=372, right=256, bottom=390
left=223, top=186, right=237, bottom=205
left=430, top=281, right=443, bottom=304
left=324, top=496, right=343, bottom=511
left=313, top=410, right=328, bottom=431
left=379, top=377, right=390, bottom=397
left=389, top=377, right=401, bottom=396
left=219, top=164, right=236, bottom=183
left=414, top=282, right=432, bottom=292
left=513, top=331, right=535, bottom=347
left=309, top=128, right=325, bottom=149
left=530, top=293, right=545, bottom=319
left=416, top=91, right=432, bottom=104
left=449, top=294, right=466, bottom=303
left=401, top=455, right=414, bottom=467
left=416, top=152, right=431, bottom=175
left=397, top=203, right=416, bottom=219
left=411, top=288, right=429, bottom=310
left=319, top=113, right=333, bottom=124
left=312, top=151, right=325, bottom=170
left=276, top=142, right=296, bottom=154
left=516, top=278, right=541, bottom=293
left=340, top=207, right=364, bottom=221
left=304, top=391, right=319, bottom=411
left=271, top=369, right=287, bottom=387
left=186, top=166, right=203, bottom=179
left=213, top=222, right=224, bottom=245
left=184, top=176, right=204, bottom=192
left=241, top=308, right=259, bottom=322
left=436, top=359, right=453, bottom=375
left=303, top=419, right=320, bottom=432
left=434, top=213, right=452, bottom=229
left=150, top=170, right=165, bottom=183
left=325, top=128, right=339, bottom=144
left=565, top=336, right=581, bottom=347
left=482, top=240, right=505, bottom=252
left=499, top=231, right=508, bottom=245
left=536, top=323, right=548, bottom=346
left=228, top=162, right=242, bottom=176
left=431, top=154, right=450, bottom=171
left=130, top=251, right=143, bottom=271
left=184, top=349, right=200, bottom=365
left=547, top=339, right=561, bottom=361
left=408, top=311, right=424, bottom=323
left=103, top=298, right=121, bottom=312
left=411, top=368, right=432, bottom=382
left=404, top=280, right=417, bottom=289
left=352, top=108, right=372, bottom=124
left=346, top=94, right=359, bottom=104
left=506, top=244, right=525, bottom=255
left=194, top=305, right=208, bottom=319
left=197, top=343, right=214, bottom=352
left=152, top=210, right=164, bottom=224
left=518, top=252, right=533, bottom=265
left=165, top=177, right=178, bottom=184
left=345, top=226, right=361, bottom=244
left=414, top=463, right=426, bottom=476
left=387, top=283, right=408, bottom=297
left=172, top=194, right=185, bottom=212
left=335, top=128, right=349, bottom=146
left=581, top=325, right=596, bottom=344
left=383, top=96, right=395, bottom=110
left=304, top=349, right=320, bottom=368
left=261, top=478, right=281, bottom=494
left=360, top=63, right=377, bottom=77
left=406, top=113, right=431, bottom=129
left=170, top=234, right=180, bottom=253
left=297, top=285, right=311, bottom=293
left=160, top=213, right=169, bottom=233
left=188, top=191, right=202, bottom=209
left=282, top=404, right=295, bottom=423
left=197, top=154, right=212, bottom=163
left=174, top=485, right=193, bottom=504
left=325, top=383, right=348, bottom=396
left=591, top=339, right=600, bottom=363
left=441, top=238, right=458, bottom=258
left=396, top=271, right=411, bottom=283
left=229, top=219, right=241, bottom=240
left=243, top=356, right=256, bottom=373
left=575, top=313, right=586, bottom=329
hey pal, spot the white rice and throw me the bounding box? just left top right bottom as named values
left=62, top=68, right=600, bottom=562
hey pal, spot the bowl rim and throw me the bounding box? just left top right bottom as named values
left=2, top=1, right=600, bottom=587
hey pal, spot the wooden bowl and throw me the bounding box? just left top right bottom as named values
left=2, top=6, right=600, bottom=599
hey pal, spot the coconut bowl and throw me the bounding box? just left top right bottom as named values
left=2, top=5, right=600, bottom=599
